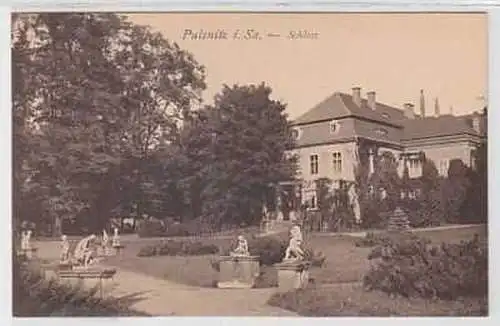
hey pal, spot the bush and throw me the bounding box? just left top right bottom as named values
left=267, top=286, right=487, bottom=316
left=216, top=233, right=327, bottom=268
left=162, top=223, right=191, bottom=237
left=363, top=234, right=487, bottom=300
left=137, top=219, right=165, bottom=238
left=248, top=234, right=288, bottom=266
left=137, top=245, right=157, bottom=257
left=355, top=231, right=420, bottom=248
left=136, top=218, right=224, bottom=238
left=13, top=257, right=149, bottom=316
left=303, top=247, right=327, bottom=268
left=406, top=192, right=445, bottom=228
left=136, top=240, right=219, bottom=257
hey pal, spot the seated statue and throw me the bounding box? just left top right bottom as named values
left=73, top=234, right=97, bottom=268
left=230, top=235, right=249, bottom=257
left=284, top=225, right=305, bottom=261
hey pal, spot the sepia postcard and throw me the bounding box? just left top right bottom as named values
left=10, top=10, right=490, bottom=318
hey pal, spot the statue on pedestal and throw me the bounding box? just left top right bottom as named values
left=230, top=235, right=249, bottom=257
left=348, top=184, right=362, bottom=224
left=283, top=225, right=305, bottom=261
left=101, top=229, right=110, bottom=255
left=60, top=234, right=70, bottom=263
left=21, top=230, right=32, bottom=251
left=73, top=234, right=96, bottom=268
left=111, top=227, right=120, bottom=247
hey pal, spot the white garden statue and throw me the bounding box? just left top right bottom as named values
left=60, top=234, right=70, bottom=263
left=21, top=230, right=32, bottom=251
left=230, top=235, right=250, bottom=257
left=112, top=227, right=120, bottom=247
left=73, top=234, right=96, bottom=268
left=348, top=184, right=362, bottom=224
left=101, top=229, right=111, bottom=255
left=284, top=225, right=305, bottom=261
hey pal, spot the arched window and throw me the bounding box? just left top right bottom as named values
left=291, top=127, right=302, bottom=140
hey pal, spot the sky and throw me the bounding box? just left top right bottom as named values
left=127, top=13, right=487, bottom=119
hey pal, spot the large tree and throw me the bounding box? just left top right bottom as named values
left=176, top=83, right=297, bottom=227
left=12, top=13, right=206, bottom=235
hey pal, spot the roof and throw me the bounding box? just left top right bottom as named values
left=291, top=90, right=486, bottom=147
left=292, top=92, right=407, bottom=127
left=400, top=113, right=485, bottom=141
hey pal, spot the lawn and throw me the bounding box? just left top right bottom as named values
left=102, top=224, right=487, bottom=316
left=106, top=224, right=487, bottom=289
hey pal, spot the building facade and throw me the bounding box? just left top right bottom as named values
left=288, top=87, right=486, bottom=210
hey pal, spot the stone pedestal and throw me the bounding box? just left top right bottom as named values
left=274, top=260, right=311, bottom=291
left=113, top=245, right=125, bottom=255
left=217, top=256, right=260, bottom=289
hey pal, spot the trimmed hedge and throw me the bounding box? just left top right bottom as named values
left=363, top=234, right=487, bottom=300
left=137, top=240, right=219, bottom=257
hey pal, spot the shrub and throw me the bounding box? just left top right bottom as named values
left=136, top=218, right=224, bottom=238
left=406, top=192, right=445, bottom=228
left=13, top=257, right=149, bottom=316
left=136, top=240, right=219, bottom=257
left=267, top=286, right=488, bottom=316
left=355, top=231, right=420, bottom=248
left=182, top=241, right=219, bottom=255
left=162, top=223, right=191, bottom=237
left=248, top=235, right=288, bottom=266
left=363, top=234, right=487, bottom=300
left=136, top=219, right=165, bottom=238
left=212, top=232, right=326, bottom=270
left=303, top=247, right=326, bottom=268
left=137, top=245, right=157, bottom=257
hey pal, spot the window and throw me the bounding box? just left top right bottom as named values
left=409, top=158, right=420, bottom=170
left=329, top=120, right=340, bottom=134
left=310, top=154, right=319, bottom=175
left=439, top=160, right=449, bottom=176
left=310, top=195, right=317, bottom=209
left=332, top=152, right=342, bottom=174
left=381, top=113, right=390, bottom=119
left=290, top=127, right=302, bottom=140
left=374, top=128, right=388, bottom=137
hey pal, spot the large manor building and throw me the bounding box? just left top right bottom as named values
left=288, top=87, right=486, bottom=210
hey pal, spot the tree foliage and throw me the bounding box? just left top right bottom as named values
left=12, top=13, right=206, bottom=235
left=169, top=83, right=297, bottom=227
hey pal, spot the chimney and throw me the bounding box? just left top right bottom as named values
left=367, top=91, right=376, bottom=110
left=352, top=87, right=361, bottom=107
left=419, top=89, right=426, bottom=118
left=403, top=103, right=415, bottom=119
left=434, top=97, right=440, bottom=116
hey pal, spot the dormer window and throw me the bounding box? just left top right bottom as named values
left=290, top=127, right=302, bottom=140
left=329, top=120, right=340, bottom=134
